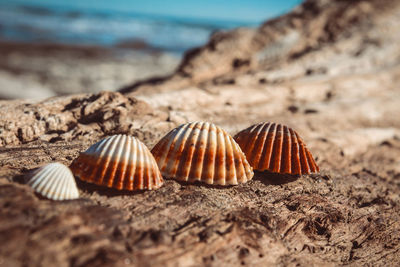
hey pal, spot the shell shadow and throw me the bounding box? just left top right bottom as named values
left=13, top=166, right=39, bottom=184
left=253, top=170, right=300, bottom=186
left=13, top=173, right=27, bottom=184
left=75, top=178, right=145, bottom=197
left=173, top=179, right=236, bottom=189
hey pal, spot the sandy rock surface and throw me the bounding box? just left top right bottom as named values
left=1, top=0, right=400, bottom=266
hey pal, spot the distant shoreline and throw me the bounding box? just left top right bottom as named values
left=0, top=39, right=180, bottom=100
left=0, top=39, right=172, bottom=58
left=0, top=2, right=257, bottom=55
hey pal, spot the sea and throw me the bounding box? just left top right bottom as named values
left=0, top=2, right=257, bottom=54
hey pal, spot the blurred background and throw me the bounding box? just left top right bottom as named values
left=0, top=0, right=301, bottom=99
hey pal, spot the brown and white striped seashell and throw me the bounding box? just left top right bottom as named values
left=151, top=122, right=254, bottom=185
left=26, top=162, right=79, bottom=200
left=234, top=122, right=319, bottom=175
left=70, top=134, right=163, bottom=191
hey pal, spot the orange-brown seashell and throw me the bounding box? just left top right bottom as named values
left=234, top=122, right=319, bottom=175
left=151, top=122, right=254, bottom=185
left=70, top=134, right=163, bottom=191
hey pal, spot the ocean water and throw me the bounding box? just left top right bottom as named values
left=0, top=2, right=257, bottom=54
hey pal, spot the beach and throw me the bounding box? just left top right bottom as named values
left=0, top=40, right=180, bottom=99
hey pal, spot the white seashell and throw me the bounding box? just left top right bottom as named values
left=26, top=162, right=79, bottom=200
left=151, top=122, right=254, bottom=185
left=70, top=134, right=163, bottom=191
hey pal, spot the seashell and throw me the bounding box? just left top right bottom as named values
left=151, top=122, right=254, bottom=185
left=234, top=122, right=319, bottom=175
left=26, top=162, right=79, bottom=200
left=70, top=134, right=163, bottom=191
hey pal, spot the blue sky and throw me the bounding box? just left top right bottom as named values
left=2, top=0, right=302, bottom=23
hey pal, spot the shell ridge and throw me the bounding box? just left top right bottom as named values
left=146, top=141, right=161, bottom=189
left=238, top=123, right=260, bottom=156
left=188, top=121, right=207, bottom=181
left=89, top=135, right=116, bottom=183
left=224, top=132, right=237, bottom=184
left=142, top=142, right=152, bottom=189
left=35, top=168, right=51, bottom=195
left=138, top=141, right=145, bottom=189
left=121, top=135, right=132, bottom=189
left=290, top=128, right=301, bottom=174
left=90, top=137, right=109, bottom=155
left=131, top=139, right=140, bottom=189
left=174, top=123, right=198, bottom=181
left=253, top=123, right=270, bottom=169
left=255, top=122, right=274, bottom=170
left=158, top=128, right=181, bottom=173
left=202, top=123, right=217, bottom=184
left=245, top=123, right=265, bottom=165
left=64, top=179, right=72, bottom=200
left=129, top=136, right=139, bottom=190
left=56, top=169, right=69, bottom=200
left=271, top=124, right=284, bottom=172
left=306, top=147, right=319, bottom=173
left=178, top=122, right=202, bottom=181
left=165, top=123, right=192, bottom=178
left=111, top=135, right=127, bottom=189
left=113, top=135, right=128, bottom=188
left=109, top=135, right=127, bottom=187
left=147, top=147, right=157, bottom=189
left=281, top=125, right=292, bottom=173
left=98, top=135, right=120, bottom=185
left=32, top=167, right=55, bottom=189
left=149, top=145, right=162, bottom=189
left=38, top=166, right=59, bottom=194
left=241, top=144, right=253, bottom=180
left=151, top=129, right=175, bottom=169
left=296, top=132, right=310, bottom=174
left=28, top=168, right=46, bottom=188
left=50, top=167, right=66, bottom=199
left=58, top=167, right=72, bottom=200
left=214, top=128, right=226, bottom=185
left=161, top=126, right=185, bottom=174
left=265, top=123, right=278, bottom=170
left=232, top=138, right=247, bottom=183
left=64, top=163, right=79, bottom=199
left=190, top=122, right=208, bottom=181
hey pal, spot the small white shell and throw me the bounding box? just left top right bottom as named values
left=26, top=162, right=79, bottom=200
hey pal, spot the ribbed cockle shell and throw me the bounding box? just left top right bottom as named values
left=234, top=122, right=319, bottom=175
left=26, top=162, right=80, bottom=200
left=70, top=135, right=163, bottom=191
left=151, top=122, right=254, bottom=185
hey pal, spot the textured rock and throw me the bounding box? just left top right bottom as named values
left=0, top=91, right=159, bottom=146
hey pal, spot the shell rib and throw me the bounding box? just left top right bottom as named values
left=70, top=135, right=163, bottom=191
left=151, top=122, right=254, bottom=185
left=26, top=162, right=79, bottom=200
left=234, top=122, right=319, bottom=175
